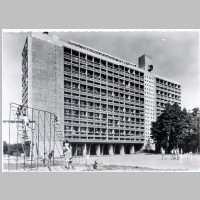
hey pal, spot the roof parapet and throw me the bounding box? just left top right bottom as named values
left=68, top=40, right=136, bottom=67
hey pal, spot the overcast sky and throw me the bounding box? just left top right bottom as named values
left=2, top=30, right=200, bottom=143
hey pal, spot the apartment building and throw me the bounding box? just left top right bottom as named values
left=21, top=32, right=181, bottom=156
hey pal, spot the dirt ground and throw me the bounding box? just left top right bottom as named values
left=3, top=153, right=200, bottom=172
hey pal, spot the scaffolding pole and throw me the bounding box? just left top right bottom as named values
left=16, top=125, right=19, bottom=170
left=31, top=108, right=33, bottom=169
left=5, top=102, right=67, bottom=171
left=53, top=116, right=55, bottom=166
left=37, top=110, right=40, bottom=169
left=8, top=103, right=11, bottom=171
left=44, top=111, right=45, bottom=166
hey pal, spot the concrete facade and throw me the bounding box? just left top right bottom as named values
left=30, top=35, right=64, bottom=127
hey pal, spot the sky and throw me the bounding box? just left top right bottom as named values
left=2, top=30, right=200, bottom=143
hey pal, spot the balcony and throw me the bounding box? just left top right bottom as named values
left=114, top=96, right=119, bottom=100
left=80, top=89, right=86, bottom=93
left=80, top=104, right=86, bottom=108
left=87, top=90, right=93, bottom=94
left=72, top=87, right=79, bottom=91
left=64, top=68, right=71, bottom=73
left=88, top=116, right=94, bottom=119
left=72, top=103, right=79, bottom=107
left=114, top=82, right=119, bottom=86
left=87, top=64, right=93, bottom=69
left=101, top=78, right=107, bottom=82
left=87, top=75, right=93, bottom=79
left=65, top=86, right=71, bottom=90
left=80, top=73, right=86, bottom=78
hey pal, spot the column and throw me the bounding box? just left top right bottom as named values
left=74, top=144, right=78, bottom=156
left=108, top=144, right=114, bottom=155
left=83, top=143, right=87, bottom=156
left=120, top=144, right=125, bottom=155
left=96, top=144, right=100, bottom=156
left=101, top=144, right=104, bottom=155
left=113, top=145, right=115, bottom=154
left=87, top=144, right=91, bottom=155
left=130, top=144, right=135, bottom=154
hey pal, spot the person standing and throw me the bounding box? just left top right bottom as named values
left=174, top=148, right=177, bottom=160
left=171, top=149, right=174, bottom=159
left=43, top=152, right=48, bottom=167
left=176, top=148, right=180, bottom=160
left=48, top=150, right=54, bottom=169
left=181, top=148, right=183, bottom=156
left=161, top=148, right=165, bottom=160
left=64, top=143, right=72, bottom=170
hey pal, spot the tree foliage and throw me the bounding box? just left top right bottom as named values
left=3, top=141, right=8, bottom=154
left=151, top=103, right=199, bottom=153
left=3, top=141, right=24, bottom=155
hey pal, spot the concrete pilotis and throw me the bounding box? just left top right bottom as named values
left=130, top=144, right=135, bottom=154
left=87, top=144, right=91, bottom=155
left=108, top=144, right=114, bottom=155
left=96, top=144, right=100, bottom=156
left=113, top=145, right=116, bottom=154
left=120, top=144, right=125, bottom=155
left=101, top=144, right=104, bottom=155
left=75, top=144, right=78, bottom=156
left=83, top=143, right=87, bottom=156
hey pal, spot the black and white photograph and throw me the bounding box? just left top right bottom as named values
left=2, top=30, right=200, bottom=172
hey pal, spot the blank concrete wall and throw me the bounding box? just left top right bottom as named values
left=27, top=36, right=64, bottom=156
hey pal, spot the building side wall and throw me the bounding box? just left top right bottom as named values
left=30, top=37, right=64, bottom=135
left=154, top=76, right=181, bottom=117
left=27, top=36, right=33, bottom=110
left=22, top=38, right=28, bottom=111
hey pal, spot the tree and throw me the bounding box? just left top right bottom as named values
left=3, top=141, right=24, bottom=155
left=3, top=141, right=8, bottom=154
left=145, top=139, right=152, bottom=151
left=151, top=103, right=183, bottom=152
left=181, top=108, right=199, bottom=152
left=151, top=103, right=199, bottom=153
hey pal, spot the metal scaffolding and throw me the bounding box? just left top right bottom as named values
left=5, top=102, right=67, bottom=171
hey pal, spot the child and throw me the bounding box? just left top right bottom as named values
left=43, top=152, right=48, bottom=167
left=64, top=143, right=72, bottom=170
left=85, top=153, right=91, bottom=171
left=48, top=150, right=54, bottom=168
